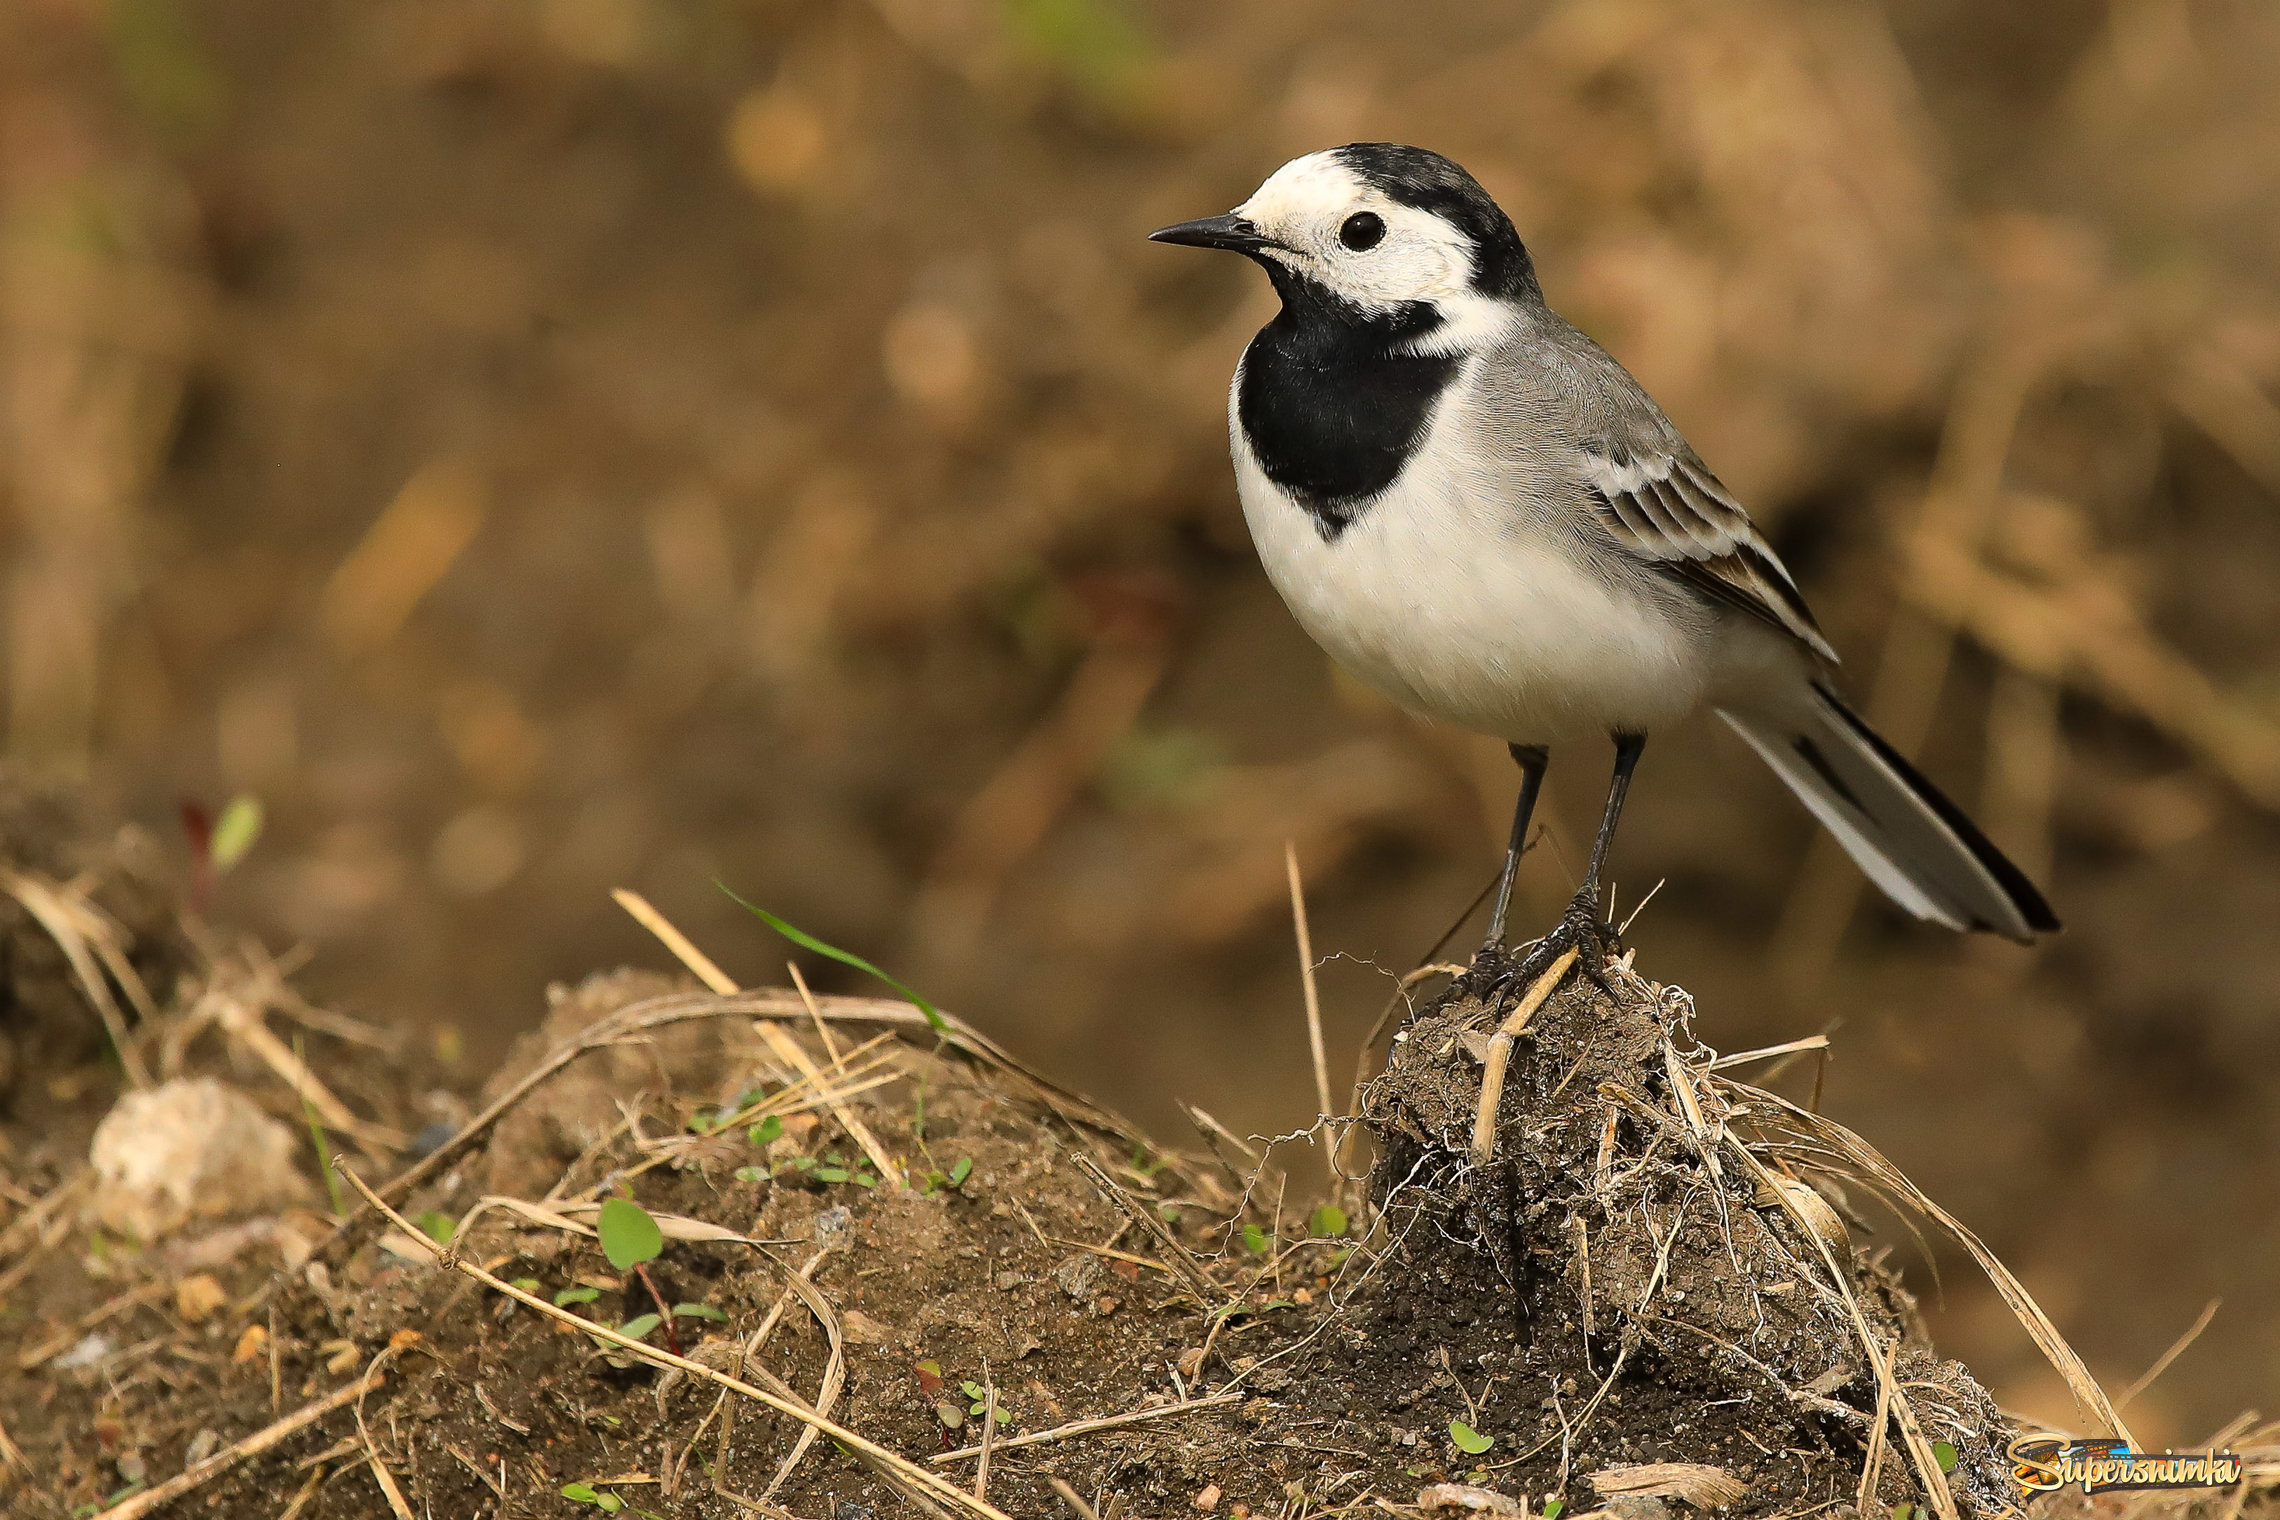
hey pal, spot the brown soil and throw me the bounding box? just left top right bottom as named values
left=5, top=907, right=2188, bottom=1520
left=0, top=781, right=188, bottom=1105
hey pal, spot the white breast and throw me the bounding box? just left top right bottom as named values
left=1229, top=366, right=1716, bottom=745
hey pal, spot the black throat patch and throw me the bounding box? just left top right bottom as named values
left=1235, top=270, right=1460, bottom=542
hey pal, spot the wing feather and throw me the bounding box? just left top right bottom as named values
left=1579, top=443, right=1836, bottom=663
left=1465, top=313, right=1838, bottom=665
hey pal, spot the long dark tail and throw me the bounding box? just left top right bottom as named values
left=1719, top=683, right=2060, bottom=942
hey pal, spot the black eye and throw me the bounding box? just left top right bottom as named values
left=1339, top=211, right=1385, bottom=251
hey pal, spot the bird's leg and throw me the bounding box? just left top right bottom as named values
left=1513, top=732, right=1647, bottom=988
left=1474, top=744, right=1549, bottom=968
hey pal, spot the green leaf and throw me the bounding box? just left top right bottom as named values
left=618, top=1313, right=661, bottom=1340
left=561, top=1483, right=601, bottom=1503
left=961, top=1381, right=986, bottom=1402
left=554, top=1286, right=601, bottom=1307
left=413, top=1210, right=456, bottom=1245
left=719, top=885, right=946, bottom=1032
left=734, top=1166, right=766, bottom=1183
left=814, top=1166, right=850, bottom=1183
left=1310, top=1204, right=1348, bottom=1238
left=949, top=1156, right=972, bottom=1186
left=1240, top=1223, right=1271, bottom=1255
left=1543, top=1503, right=1564, bottom=1520
left=512, top=1277, right=541, bottom=1292
left=749, top=1114, right=783, bottom=1146
left=851, top=1172, right=877, bottom=1188
left=597, top=1197, right=663, bottom=1271
left=1449, top=1420, right=1494, bottom=1455
left=674, top=1303, right=729, bottom=1321
left=211, top=795, right=265, bottom=872
left=596, top=1498, right=622, bottom=1514
left=1933, top=1440, right=1958, bottom=1474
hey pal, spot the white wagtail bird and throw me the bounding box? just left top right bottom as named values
left=1151, top=144, right=2058, bottom=978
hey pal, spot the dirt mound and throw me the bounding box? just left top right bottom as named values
left=0, top=780, right=187, bottom=1106
left=1348, top=954, right=2012, bottom=1516
left=11, top=916, right=2236, bottom=1520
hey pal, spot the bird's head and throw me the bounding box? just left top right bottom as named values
left=1151, top=143, right=1538, bottom=348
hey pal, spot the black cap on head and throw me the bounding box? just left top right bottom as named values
left=1332, top=143, right=1538, bottom=301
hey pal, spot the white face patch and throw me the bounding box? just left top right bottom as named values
left=1235, top=151, right=1514, bottom=351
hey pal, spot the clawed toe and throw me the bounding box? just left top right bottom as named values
left=1510, top=897, right=1620, bottom=993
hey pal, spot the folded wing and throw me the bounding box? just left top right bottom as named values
left=1577, top=444, right=1837, bottom=664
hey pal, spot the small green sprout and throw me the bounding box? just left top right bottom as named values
left=749, top=1114, right=784, bottom=1146
left=921, top=1156, right=975, bottom=1196
left=1240, top=1223, right=1271, bottom=1255
left=211, top=795, right=265, bottom=872
left=597, top=1197, right=662, bottom=1272
left=413, top=1210, right=456, bottom=1246
left=1310, top=1204, right=1348, bottom=1238
left=1449, top=1420, right=1493, bottom=1455
left=960, top=1381, right=1012, bottom=1424
left=560, top=1482, right=621, bottom=1511
left=673, top=1303, right=729, bottom=1322
left=553, top=1286, right=600, bottom=1308
left=1933, top=1441, right=1958, bottom=1474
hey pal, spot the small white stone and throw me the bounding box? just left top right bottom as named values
left=89, top=1078, right=310, bottom=1239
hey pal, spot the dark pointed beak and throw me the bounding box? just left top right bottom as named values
left=1148, top=214, right=1272, bottom=253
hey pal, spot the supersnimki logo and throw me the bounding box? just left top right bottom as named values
left=2008, top=1436, right=2244, bottom=1496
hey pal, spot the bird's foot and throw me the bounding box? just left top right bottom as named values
left=1510, top=891, right=1620, bottom=997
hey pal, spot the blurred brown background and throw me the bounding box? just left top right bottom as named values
left=4, top=0, right=2278, bottom=1448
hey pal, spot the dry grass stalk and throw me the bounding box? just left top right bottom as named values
left=1722, top=1137, right=1958, bottom=1520
left=1704, top=1034, right=1828, bottom=1071
left=757, top=1020, right=905, bottom=1190
left=1715, top=1072, right=2132, bottom=1442
left=1048, top=1476, right=1104, bottom=1520
left=1588, top=1462, right=1748, bottom=1508
left=1856, top=1333, right=1897, bottom=1517
left=1413, top=1483, right=1533, bottom=1516
left=469, top=1194, right=772, bottom=1247
left=335, top=1162, right=1013, bottom=1520
left=786, top=961, right=846, bottom=1069
left=974, top=1363, right=999, bottom=1502
left=613, top=887, right=739, bottom=994
left=930, top=1393, right=1243, bottom=1464
left=730, top=1248, right=850, bottom=1504
left=214, top=984, right=405, bottom=1150
left=1468, top=948, right=1579, bottom=1165
left=320, top=458, right=485, bottom=654
left=0, top=1167, right=89, bottom=1262
left=90, top=1369, right=386, bottom=1520
left=1285, top=842, right=1334, bottom=1126
left=1658, top=1043, right=1721, bottom=1181
left=0, top=867, right=152, bottom=1086
left=349, top=1343, right=417, bottom=1520
left=1068, top=1151, right=1218, bottom=1306
left=2117, top=1297, right=2220, bottom=1412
